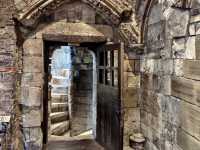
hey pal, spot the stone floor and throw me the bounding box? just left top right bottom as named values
left=47, top=139, right=104, bottom=150
left=46, top=131, right=104, bottom=150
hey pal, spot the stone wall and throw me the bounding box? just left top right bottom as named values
left=123, top=50, right=141, bottom=148
left=136, top=0, right=200, bottom=150
left=0, top=0, right=17, bottom=147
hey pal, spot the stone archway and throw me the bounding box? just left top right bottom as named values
left=19, top=1, right=119, bottom=149
left=14, top=0, right=143, bottom=149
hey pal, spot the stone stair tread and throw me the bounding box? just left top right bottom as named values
left=51, top=103, right=68, bottom=113
left=50, top=112, right=68, bottom=117
left=52, top=102, right=68, bottom=105
left=50, top=112, right=69, bottom=123
left=51, top=121, right=69, bottom=136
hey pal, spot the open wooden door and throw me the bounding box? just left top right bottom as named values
left=96, top=43, right=124, bottom=150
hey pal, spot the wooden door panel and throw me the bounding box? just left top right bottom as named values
left=96, top=43, right=124, bottom=150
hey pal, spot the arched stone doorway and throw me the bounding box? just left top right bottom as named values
left=18, top=1, right=129, bottom=149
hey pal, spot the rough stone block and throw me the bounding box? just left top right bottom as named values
left=124, top=72, right=140, bottom=88
left=124, top=60, right=135, bottom=72
left=147, top=22, right=165, bottom=51
left=185, top=37, right=196, bottom=59
left=165, top=8, right=189, bottom=38
left=23, top=39, right=43, bottom=56
left=21, top=86, right=42, bottom=107
left=182, top=60, right=200, bottom=80
left=22, top=109, right=41, bottom=127
left=189, top=24, right=196, bottom=35
left=158, top=75, right=171, bottom=95
left=22, top=73, right=43, bottom=87
left=0, top=54, right=14, bottom=67
left=172, top=77, right=200, bottom=107
left=172, top=37, right=196, bottom=59
left=123, top=88, right=138, bottom=108
left=148, top=4, right=164, bottom=25
left=173, top=59, right=183, bottom=77
left=195, top=34, right=200, bottom=59
left=23, top=56, right=43, bottom=73
left=0, top=73, right=15, bottom=90
left=172, top=38, right=186, bottom=58
left=23, top=127, right=43, bottom=150
left=177, top=129, right=200, bottom=150
left=123, top=108, right=140, bottom=146
left=180, top=101, right=200, bottom=140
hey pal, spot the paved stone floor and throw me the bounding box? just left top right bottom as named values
left=47, top=139, right=104, bottom=150
left=47, top=132, right=104, bottom=150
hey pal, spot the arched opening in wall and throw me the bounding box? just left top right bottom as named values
left=43, top=41, right=98, bottom=148
left=18, top=1, right=129, bottom=149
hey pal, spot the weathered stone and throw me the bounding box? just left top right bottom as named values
left=179, top=101, right=200, bottom=140
left=148, top=4, right=164, bottom=25
left=124, top=60, right=135, bottom=72
left=21, top=86, right=42, bottom=107
left=195, top=34, right=200, bottom=59
left=177, top=129, right=200, bottom=150
left=191, top=14, right=200, bottom=23
left=22, top=73, right=43, bottom=87
left=182, top=60, right=200, bottom=80
left=23, top=39, right=43, bottom=56
left=22, top=109, right=41, bottom=127
left=123, top=108, right=140, bottom=146
left=189, top=24, right=196, bottom=35
left=158, top=75, right=171, bottom=95
left=23, top=127, right=43, bottom=150
left=185, top=37, right=196, bottom=59
left=23, top=56, right=43, bottom=73
left=165, top=8, right=189, bottom=38
left=124, top=72, right=140, bottom=88
left=171, top=77, right=200, bottom=107
left=140, top=59, right=173, bottom=75
left=0, top=73, right=15, bottom=90
left=173, top=59, right=183, bottom=76
left=147, top=21, right=165, bottom=51
left=172, top=38, right=186, bottom=58
left=123, top=88, right=138, bottom=108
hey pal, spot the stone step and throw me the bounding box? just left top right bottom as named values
left=51, top=95, right=68, bottom=103
left=51, top=103, right=68, bottom=113
left=50, top=112, right=69, bottom=124
left=51, top=121, right=70, bottom=136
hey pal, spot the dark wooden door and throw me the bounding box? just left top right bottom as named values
left=96, top=43, right=124, bottom=150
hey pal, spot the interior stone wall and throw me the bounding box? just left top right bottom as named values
left=70, top=48, right=94, bottom=136
left=136, top=0, right=200, bottom=150
left=0, top=0, right=18, bottom=147
left=123, top=50, right=141, bottom=148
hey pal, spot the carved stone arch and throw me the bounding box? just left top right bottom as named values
left=140, top=0, right=190, bottom=43
left=15, top=0, right=132, bottom=25
left=140, top=0, right=155, bottom=43
left=14, top=0, right=141, bottom=45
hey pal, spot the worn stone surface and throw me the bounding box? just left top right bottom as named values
left=22, top=109, right=42, bottom=127
left=21, top=86, right=42, bottom=107
left=172, top=77, right=200, bottom=107
left=165, top=8, right=189, bottom=38
left=1, top=0, right=200, bottom=149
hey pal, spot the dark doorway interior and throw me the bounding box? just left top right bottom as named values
left=42, top=41, right=124, bottom=150
left=42, top=41, right=97, bottom=146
